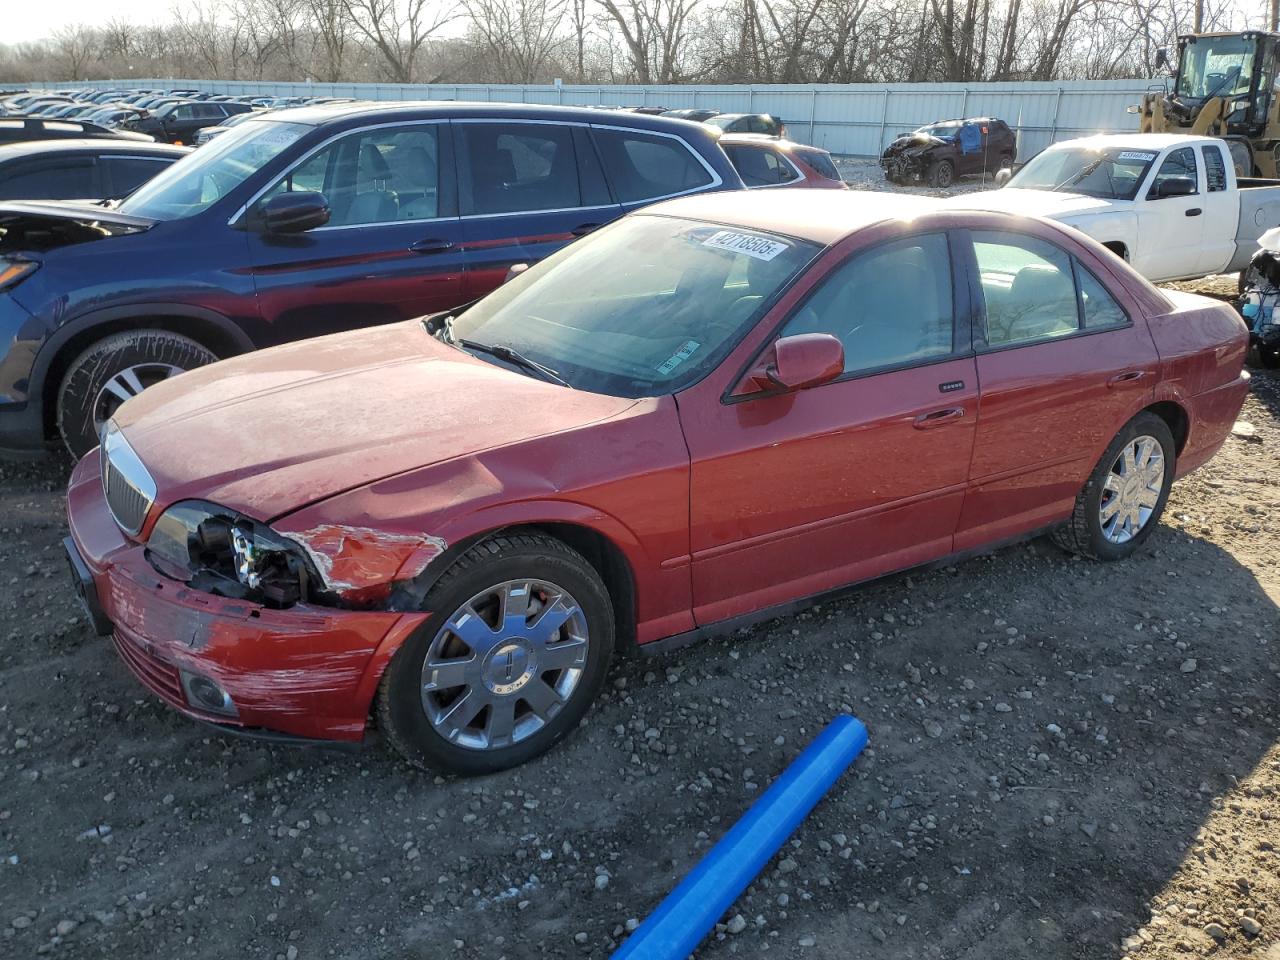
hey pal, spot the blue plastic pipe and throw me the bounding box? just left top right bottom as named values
left=611, top=714, right=869, bottom=960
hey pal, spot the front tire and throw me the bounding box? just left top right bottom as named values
left=57, top=329, right=217, bottom=458
left=377, top=533, right=615, bottom=775
left=1052, top=412, right=1175, bottom=561
left=930, top=159, right=955, bottom=189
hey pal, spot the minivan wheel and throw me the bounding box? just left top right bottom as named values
left=57, top=330, right=217, bottom=458
left=377, top=533, right=615, bottom=775
left=1052, top=412, right=1175, bottom=561
left=930, top=159, right=955, bottom=188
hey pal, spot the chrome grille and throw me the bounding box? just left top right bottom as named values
left=101, top=421, right=156, bottom=536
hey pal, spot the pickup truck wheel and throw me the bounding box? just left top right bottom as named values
left=1052, top=412, right=1175, bottom=561
left=376, top=533, right=615, bottom=775
left=57, top=330, right=217, bottom=458
left=929, top=159, right=955, bottom=189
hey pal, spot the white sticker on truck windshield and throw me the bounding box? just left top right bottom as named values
left=702, top=230, right=788, bottom=261
left=657, top=340, right=701, bottom=375
left=1118, top=151, right=1156, bottom=161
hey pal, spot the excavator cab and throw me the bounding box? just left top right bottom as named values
left=1135, top=31, right=1280, bottom=177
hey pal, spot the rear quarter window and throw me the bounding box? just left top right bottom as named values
left=591, top=127, right=714, bottom=203
left=798, top=148, right=841, bottom=181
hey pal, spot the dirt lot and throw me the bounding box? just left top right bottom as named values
left=1, top=320, right=1278, bottom=958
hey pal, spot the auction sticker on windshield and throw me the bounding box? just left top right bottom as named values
left=702, top=231, right=789, bottom=261
left=657, top=340, right=701, bottom=374
left=1118, top=151, right=1157, bottom=162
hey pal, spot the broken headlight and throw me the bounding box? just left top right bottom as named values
left=146, top=500, right=316, bottom=608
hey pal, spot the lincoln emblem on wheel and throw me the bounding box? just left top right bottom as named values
left=63, top=190, right=1251, bottom=773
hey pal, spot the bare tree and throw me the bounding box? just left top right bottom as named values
left=341, top=0, right=458, bottom=81
left=52, top=24, right=97, bottom=80
left=596, top=0, right=702, bottom=82
left=463, top=0, right=569, bottom=82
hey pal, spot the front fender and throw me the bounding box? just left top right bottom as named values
left=1057, top=211, right=1138, bottom=258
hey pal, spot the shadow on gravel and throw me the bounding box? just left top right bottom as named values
left=0, top=420, right=1276, bottom=959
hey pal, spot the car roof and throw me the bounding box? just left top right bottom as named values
left=1048, top=132, right=1216, bottom=150
left=719, top=133, right=817, bottom=151
left=640, top=189, right=937, bottom=245
left=263, top=100, right=710, bottom=133
left=0, top=139, right=189, bottom=161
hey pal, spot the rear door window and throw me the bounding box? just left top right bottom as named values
left=723, top=144, right=798, bottom=187
left=590, top=127, right=714, bottom=203
left=0, top=156, right=100, bottom=200
left=972, top=231, right=1079, bottom=346
left=456, top=122, right=581, bottom=215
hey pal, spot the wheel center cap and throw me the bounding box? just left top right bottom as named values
left=482, top=640, right=536, bottom=695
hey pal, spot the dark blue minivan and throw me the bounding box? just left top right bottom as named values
left=0, top=102, right=742, bottom=456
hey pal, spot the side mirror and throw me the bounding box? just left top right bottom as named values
left=257, top=191, right=330, bottom=234
left=1154, top=176, right=1195, bottom=198
left=504, top=262, right=529, bottom=284
left=739, top=333, right=844, bottom=395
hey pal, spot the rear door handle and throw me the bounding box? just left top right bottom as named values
left=570, top=223, right=601, bottom=237
left=913, top=407, right=965, bottom=429
left=409, top=238, right=454, bottom=254
left=1107, top=370, right=1147, bottom=388
left=1185, top=208, right=1202, bottom=217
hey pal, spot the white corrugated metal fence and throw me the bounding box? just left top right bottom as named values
left=72, top=78, right=1160, bottom=157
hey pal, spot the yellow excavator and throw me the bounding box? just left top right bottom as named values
left=1133, top=30, right=1280, bottom=176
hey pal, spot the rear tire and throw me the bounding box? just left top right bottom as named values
left=1052, top=412, right=1175, bottom=561
left=56, top=329, right=217, bottom=458
left=929, top=159, right=955, bottom=189
left=377, top=533, right=615, bottom=775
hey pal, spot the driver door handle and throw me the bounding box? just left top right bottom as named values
left=1185, top=208, right=1202, bottom=217
left=913, top=407, right=966, bottom=429
left=409, top=238, right=454, bottom=254
left=1107, top=370, right=1147, bottom=388
left=570, top=223, right=601, bottom=237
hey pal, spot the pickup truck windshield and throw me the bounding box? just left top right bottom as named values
left=445, top=215, right=819, bottom=397
left=1007, top=147, right=1158, bottom=200
left=118, top=120, right=308, bottom=220
left=1176, top=35, right=1257, bottom=100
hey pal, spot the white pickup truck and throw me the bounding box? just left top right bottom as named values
left=946, top=133, right=1280, bottom=282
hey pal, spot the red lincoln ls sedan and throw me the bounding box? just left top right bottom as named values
left=65, top=191, right=1251, bottom=774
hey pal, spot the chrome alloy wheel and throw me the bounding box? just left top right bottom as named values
left=420, top=579, right=589, bottom=751
left=92, top=362, right=185, bottom=438
left=1099, top=434, right=1165, bottom=544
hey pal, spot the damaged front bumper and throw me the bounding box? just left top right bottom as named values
left=66, top=451, right=428, bottom=743
left=880, top=151, right=927, bottom=182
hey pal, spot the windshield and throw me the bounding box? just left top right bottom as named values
left=704, top=115, right=741, bottom=130
left=446, top=215, right=819, bottom=397
left=1007, top=146, right=1157, bottom=200
left=917, top=122, right=961, bottom=138
left=1176, top=35, right=1258, bottom=99
left=119, top=119, right=308, bottom=220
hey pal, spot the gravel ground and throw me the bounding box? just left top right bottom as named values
left=835, top=156, right=998, bottom=197
left=1, top=291, right=1277, bottom=959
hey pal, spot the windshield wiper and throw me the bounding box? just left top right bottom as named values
left=1050, top=156, right=1105, bottom=193
left=460, top=338, right=571, bottom=388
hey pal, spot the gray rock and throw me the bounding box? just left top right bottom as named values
left=1239, top=916, right=1261, bottom=937
left=726, top=914, right=747, bottom=934
left=1180, top=659, right=1198, bottom=673
left=1203, top=922, right=1227, bottom=941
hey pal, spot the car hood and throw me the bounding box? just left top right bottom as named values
left=882, top=132, right=947, bottom=156
left=0, top=201, right=156, bottom=254
left=112, top=320, right=640, bottom=522
left=944, top=187, right=1121, bottom=218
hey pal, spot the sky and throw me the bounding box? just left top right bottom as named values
left=8, top=0, right=173, bottom=45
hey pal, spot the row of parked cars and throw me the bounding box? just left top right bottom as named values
left=0, top=99, right=847, bottom=460
left=0, top=92, right=1253, bottom=776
